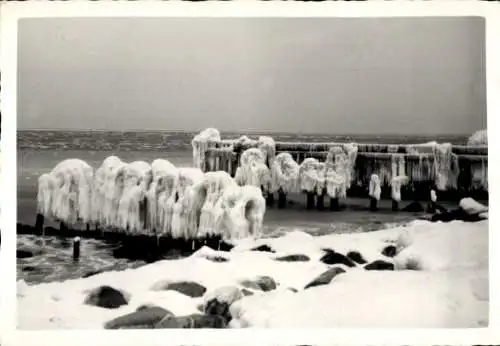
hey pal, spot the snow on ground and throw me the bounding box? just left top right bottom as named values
left=17, top=219, right=488, bottom=329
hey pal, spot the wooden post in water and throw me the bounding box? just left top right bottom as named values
left=142, top=198, right=148, bottom=231
left=391, top=199, right=399, bottom=211
left=35, top=214, right=44, bottom=235
left=73, top=236, right=81, bottom=262
left=60, top=222, right=68, bottom=232
left=266, top=192, right=275, bottom=207
left=330, top=198, right=340, bottom=211
left=369, top=197, right=378, bottom=212
left=316, top=191, right=325, bottom=211
left=278, top=189, right=287, bottom=209
left=306, top=192, right=315, bottom=210
left=427, top=189, right=437, bottom=213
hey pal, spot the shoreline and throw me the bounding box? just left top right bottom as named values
left=17, top=218, right=489, bottom=329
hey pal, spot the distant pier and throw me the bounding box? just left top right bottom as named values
left=201, top=139, right=488, bottom=204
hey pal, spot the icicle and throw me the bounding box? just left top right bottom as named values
left=192, top=128, right=221, bottom=170
left=369, top=174, right=381, bottom=201
left=471, top=159, right=488, bottom=191
left=391, top=156, right=398, bottom=180
left=433, top=143, right=459, bottom=191
left=198, top=171, right=236, bottom=239
left=391, top=175, right=409, bottom=202
left=430, top=189, right=437, bottom=202
left=398, top=156, right=406, bottom=177
left=316, top=162, right=327, bottom=196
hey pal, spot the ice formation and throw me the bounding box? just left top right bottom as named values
left=467, top=129, right=487, bottom=146
left=368, top=174, right=381, bottom=201
left=147, top=159, right=177, bottom=232
left=471, top=158, right=488, bottom=191
left=115, top=161, right=152, bottom=233
left=298, top=158, right=320, bottom=193
left=269, top=153, right=300, bottom=194
left=234, top=148, right=271, bottom=190
left=37, top=154, right=267, bottom=242
left=214, top=184, right=266, bottom=241
left=323, top=145, right=358, bottom=199
left=192, top=128, right=221, bottom=169
left=91, top=156, right=123, bottom=227
left=430, top=189, right=437, bottom=203
left=432, top=143, right=460, bottom=191
left=257, top=136, right=276, bottom=165
left=37, top=159, right=94, bottom=226
left=171, top=168, right=205, bottom=239
left=198, top=171, right=237, bottom=238
left=390, top=176, right=409, bottom=202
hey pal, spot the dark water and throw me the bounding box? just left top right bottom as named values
left=17, top=130, right=466, bottom=285
left=17, top=129, right=469, bottom=152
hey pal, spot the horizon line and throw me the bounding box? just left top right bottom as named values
left=17, top=128, right=476, bottom=138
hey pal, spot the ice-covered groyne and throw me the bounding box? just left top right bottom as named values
left=33, top=156, right=266, bottom=245
left=193, top=128, right=488, bottom=210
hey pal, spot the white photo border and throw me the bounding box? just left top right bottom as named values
left=1, top=1, right=499, bottom=345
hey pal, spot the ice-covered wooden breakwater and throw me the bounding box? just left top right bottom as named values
left=192, top=128, right=488, bottom=211
left=28, top=155, right=268, bottom=260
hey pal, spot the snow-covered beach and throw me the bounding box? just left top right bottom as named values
left=17, top=217, right=488, bottom=329
left=16, top=129, right=489, bottom=329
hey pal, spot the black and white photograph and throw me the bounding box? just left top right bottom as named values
left=12, top=12, right=490, bottom=330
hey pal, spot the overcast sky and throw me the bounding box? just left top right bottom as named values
left=18, top=17, right=486, bottom=135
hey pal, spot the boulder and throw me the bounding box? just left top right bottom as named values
left=320, top=249, right=356, bottom=267
left=304, top=267, right=346, bottom=290
left=346, top=251, right=367, bottom=264
left=381, top=245, right=397, bottom=258
left=202, top=286, right=244, bottom=323
left=150, top=281, right=206, bottom=298
left=84, top=285, right=129, bottom=309
left=253, top=276, right=278, bottom=291
left=155, top=314, right=226, bottom=329
left=104, top=306, right=173, bottom=329
left=274, top=254, right=310, bottom=262
left=205, top=256, right=229, bottom=263
left=250, top=244, right=275, bottom=253
left=364, top=260, right=395, bottom=271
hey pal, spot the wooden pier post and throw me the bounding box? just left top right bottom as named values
left=35, top=213, right=44, bottom=235
left=316, top=192, right=325, bottom=211
left=369, top=197, right=378, bottom=212
left=306, top=192, right=315, bottom=210
left=142, top=198, right=148, bottom=231
left=391, top=199, right=399, bottom=211
left=266, top=192, right=275, bottom=207
left=73, top=236, right=81, bottom=262
left=329, top=197, right=340, bottom=211
left=278, top=189, right=287, bottom=209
